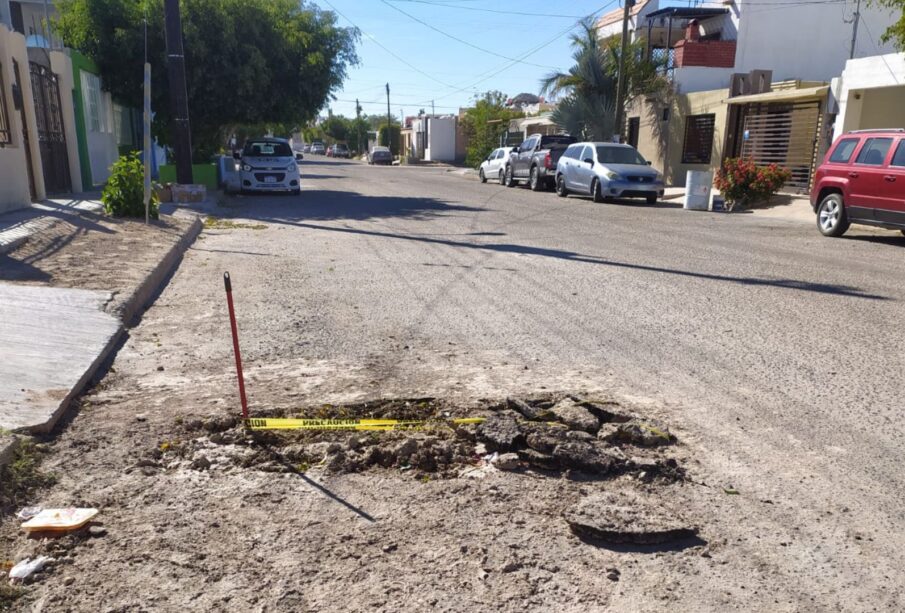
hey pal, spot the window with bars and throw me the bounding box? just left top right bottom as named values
left=81, top=71, right=108, bottom=133
left=0, top=62, right=12, bottom=146
left=682, top=114, right=716, bottom=164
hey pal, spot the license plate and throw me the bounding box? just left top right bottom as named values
left=264, top=176, right=277, bottom=183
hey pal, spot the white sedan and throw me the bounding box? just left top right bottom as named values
left=479, top=146, right=514, bottom=185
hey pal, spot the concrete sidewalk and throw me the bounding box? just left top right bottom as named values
left=0, top=197, right=203, bottom=440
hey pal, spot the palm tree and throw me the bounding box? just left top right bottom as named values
left=540, top=19, right=669, bottom=140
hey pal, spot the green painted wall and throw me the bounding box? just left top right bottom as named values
left=70, top=50, right=97, bottom=189
left=159, top=164, right=218, bottom=189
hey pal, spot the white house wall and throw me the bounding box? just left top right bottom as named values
left=733, top=0, right=898, bottom=84
left=425, top=116, right=456, bottom=162
left=833, top=53, right=905, bottom=140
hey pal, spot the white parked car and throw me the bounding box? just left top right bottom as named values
left=555, top=142, right=664, bottom=203
left=479, top=147, right=514, bottom=185
left=236, top=138, right=301, bottom=195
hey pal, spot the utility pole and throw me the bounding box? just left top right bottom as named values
left=355, top=98, right=362, bottom=155
left=164, top=0, right=193, bottom=184
left=386, top=83, right=392, bottom=154
left=431, top=100, right=435, bottom=115
left=613, top=0, right=635, bottom=143
left=849, top=0, right=861, bottom=59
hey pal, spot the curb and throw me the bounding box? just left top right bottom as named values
left=0, top=433, right=20, bottom=471
left=0, top=235, right=27, bottom=255
left=116, top=216, right=203, bottom=325
left=24, top=216, right=202, bottom=435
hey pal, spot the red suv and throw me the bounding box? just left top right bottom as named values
left=811, top=129, right=905, bottom=237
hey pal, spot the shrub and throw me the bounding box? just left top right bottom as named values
left=102, top=153, right=159, bottom=219
left=714, top=158, right=791, bottom=210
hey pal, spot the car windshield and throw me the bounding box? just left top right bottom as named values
left=244, top=141, right=292, bottom=157
left=335, top=144, right=348, bottom=150
left=596, top=146, right=647, bottom=165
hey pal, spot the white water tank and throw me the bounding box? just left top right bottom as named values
left=684, top=170, right=713, bottom=211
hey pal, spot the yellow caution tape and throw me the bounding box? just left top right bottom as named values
left=246, top=417, right=485, bottom=431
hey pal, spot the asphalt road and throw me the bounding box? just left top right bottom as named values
left=190, top=157, right=905, bottom=608
left=16, top=156, right=904, bottom=611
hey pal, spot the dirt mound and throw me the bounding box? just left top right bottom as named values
left=154, top=395, right=685, bottom=483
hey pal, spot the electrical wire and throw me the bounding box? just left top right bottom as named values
left=858, top=17, right=901, bottom=84
left=413, top=1, right=621, bottom=106
left=378, top=0, right=559, bottom=70
left=386, top=0, right=584, bottom=19
left=316, top=0, right=460, bottom=89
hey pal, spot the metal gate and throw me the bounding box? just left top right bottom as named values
left=737, top=100, right=822, bottom=192
left=29, top=62, right=71, bottom=194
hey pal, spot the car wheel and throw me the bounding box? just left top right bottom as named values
left=817, top=193, right=850, bottom=237
left=504, top=165, right=516, bottom=188
left=555, top=174, right=568, bottom=197
left=479, top=168, right=487, bottom=183
left=646, top=195, right=657, bottom=204
left=529, top=166, right=542, bottom=191
left=592, top=179, right=604, bottom=203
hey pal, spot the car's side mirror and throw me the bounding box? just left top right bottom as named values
left=584, top=158, right=594, bottom=166
left=646, top=160, right=652, bottom=165
left=233, top=151, right=241, bottom=160
left=296, top=153, right=304, bottom=161
left=511, top=147, right=519, bottom=154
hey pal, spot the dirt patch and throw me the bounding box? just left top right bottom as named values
left=0, top=210, right=191, bottom=316
left=152, top=395, right=686, bottom=485
left=202, top=216, right=268, bottom=231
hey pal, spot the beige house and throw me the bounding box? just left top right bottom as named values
left=627, top=74, right=833, bottom=192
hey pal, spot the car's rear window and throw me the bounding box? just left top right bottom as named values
left=244, top=141, right=292, bottom=157
left=890, top=141, right=905, bottom=167
left=855, top=137, right=893, bottom=165
left=829, top=138, right=859, bottom=163
left=540, top=135, right=576, bottom=147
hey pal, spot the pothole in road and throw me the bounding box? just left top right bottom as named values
left=154, top=394, right=685, bottom=483
left=140, top=393, right=704, bottom=546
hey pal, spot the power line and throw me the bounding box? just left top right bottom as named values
left=387, top=0, right=584, bottom=19
left=317, top=0, right=459, bottom=90
left=378, top=0, right=559, bottom=70
left=415, top=1, right=621, bottom=106
left=858, top=17, right=901, bottom=84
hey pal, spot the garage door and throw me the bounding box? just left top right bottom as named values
left=739, top=100, right=822, bottom=191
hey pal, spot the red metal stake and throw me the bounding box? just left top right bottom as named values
left=224, top=272, right=249, bottom=419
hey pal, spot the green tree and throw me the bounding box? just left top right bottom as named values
left=871, top=1, right=905, bottom=49
left=378, top=123, right=400, bottom=155
left=55, top=0, right=358, bottom=161
left=461, top=91, right=523, bottom=168
left=322, top=115, right=351, bottom=143
left=540, top=19, right=668, bottom=140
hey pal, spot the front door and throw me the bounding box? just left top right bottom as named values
left=29, top=62, right=72, bottom=195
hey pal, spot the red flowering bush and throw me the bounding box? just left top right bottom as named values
left=714, top=158, right=791, bottom=210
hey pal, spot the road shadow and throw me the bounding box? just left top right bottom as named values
left=233, top=190, right=485, bottom=223
left=843, top=233, right=905, bottom=247
left=257, top=213, right=887, bottom=300
left=255, top=440, right=376, bottom=522
left=300, top=173, right=348, bottom=180
left=299, top=159, right=356, bottom=167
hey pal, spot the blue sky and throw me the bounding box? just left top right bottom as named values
left=315, top=0, right=625, bottom=120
